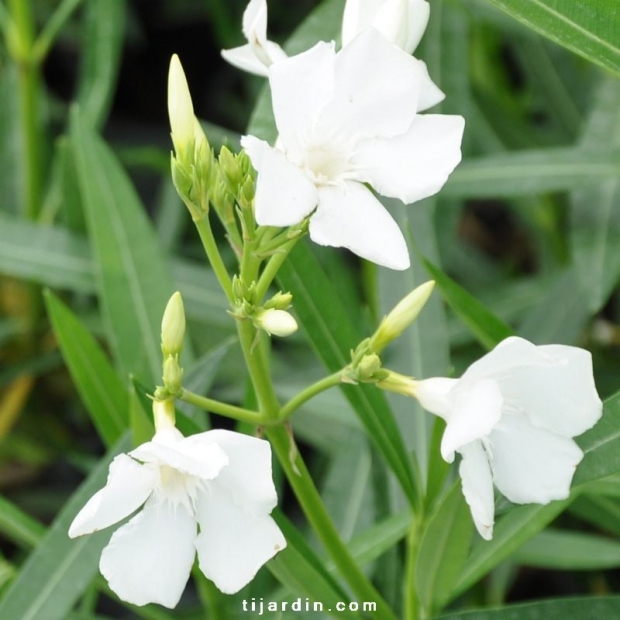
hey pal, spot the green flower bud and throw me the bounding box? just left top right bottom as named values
left=370, top=281, right=435, bottom=353
left=264, top=291, right=293, bottom=310
left=163, top=356, right=184, bottom=395
left=168, top=55, right=195, bottom=162
left=357, top=353, right=382, bottom=380
left=161, top=292, right=186, bottom=357
left=219, top=146, right=242, bottom=192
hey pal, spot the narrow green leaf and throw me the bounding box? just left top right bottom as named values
left=422, top=257, right=514, bottom=350
left=0, top=495, right=46, bottom=549
left=76, top=0, right=126, bottom=129
left=485, top=0, right=620, bottom=76
left=416, top=482, right=474, bottom=615
left=129, top=379, right=154, bottom=446
left=570, top=78, right=620, bottom=313
left=71, top=109, right=183, bottom=383
left=451, top=499, right=571, bottom=599
left=437, top=596, right=620, bottom=620
left=574, top=390, right=620, bottom=486
left=278, top=242, right=419, bottom=506
left=443, top=147, right=620, bottom=198
left=570, top=494, right=620, bottom=537
left=515, top=528, right=620, bottom=570
left=45, top=290, right=127, bottom=447
left=0, top=434, right=131, bottom=620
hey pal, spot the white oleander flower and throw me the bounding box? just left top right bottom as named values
left=414, top=336, right=602, bottom=540
left=242, top=29, right=464, bottom=270
left=221, top=0, right=287, bottom=77
left=69, top=428, right=286, bottom=608
left=342, top=0, right=430, bottom=55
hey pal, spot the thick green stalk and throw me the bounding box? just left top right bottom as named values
left=266, top=425, right=399, bottom=620
left=32, top=0, right=83, bottom=63
left=278, top=371, right=343, bottom=420
left=404, top=516, right=424, bottom=620
left=178, top=389, right=262, bottom=425
left=9, top=0, right=42, bottom=222
left=255, top=235, right=302, bottom=302
left=193, top=216, right=234, bottom=303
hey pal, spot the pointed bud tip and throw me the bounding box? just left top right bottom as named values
left=168, top=54, right=195, bottom=154
left=161, top=292, right=186, bottom=356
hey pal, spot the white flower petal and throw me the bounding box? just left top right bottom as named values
left=269, top=41, right=336, bottom=157
left=310, top=181, right=409, bottom=270
left=342, top=0, right=386, bottom=47
left=320, top=29, right=422, bottom=140
left=221, top=45, right=270, bottom=77
left=351, top=113, right=464, bottom=204
left=501, top=344, right=602, bottom=438
left=189, top=430, right=279, bottom=515
left=441, top=379, right=503, bottom=462
left=130, top=429, right=228, bottom=481
left=414, top=377, right=458, bottom=419
left=404, top=0, right=430, bottom=54
left=195, top=485, right=286, bottom=594
left=459, top=441, right=495, bottom=541
left=416, top=60, right=445, bottom=111
left=489, top=415, right=584, bottom=505
left=372, top=0, right=410, bottom=50
left=242, top=0, right=267, bottom=43
left=241, top=136, right=318, bottom=226
left=69, top=454, right=156, bottom=538
left=100, top=496, right=197, bottom=608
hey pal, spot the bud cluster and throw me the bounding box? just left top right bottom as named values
left=157, top=292, right=186, bottom=401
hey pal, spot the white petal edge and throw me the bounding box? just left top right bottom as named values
left=404, top=0, right=430, bottom=54
left=414, top=377, right=458, bottom=419
left=100, top=496, right=197, bottom=608
left=130, top=435, right=228, bottom=481
left=351, top=113, right=465, bottom=204
left=269, top=41, right=336, bottom=158
left=489, top=414, right=584, bottom=505
left=241, top=135, right=319, bottom=226
left=242, top=0, right=267, bottom=43
left=185, top=429, right=278, bottom=515
left=441, top=379, right=503, bottom=463
left=221, top=45, right=270, bottom=77
left=195, top=484, right=286, bottom=594
left=416, top=60, right=445, bottom=112
left=459, top=441, right=495, bottom=541
left=342, top=0, right=386, bottom=47
left=69, top=454, right=156, bottom=538
left=320, top=29, right=422, bottom=141
left=310, top=181, right=410, bottom=270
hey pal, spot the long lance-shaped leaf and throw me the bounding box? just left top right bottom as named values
left=436, top=595, right=620, bottom=620
left=0, top=434, right=131, bottom=620
left=278, top=242, right=419, bottom=506
left=484, top=0, right=620, bottom=77
left=71, top=109, right=186, bottom=384
left=45, top=290, right=127, bottom=447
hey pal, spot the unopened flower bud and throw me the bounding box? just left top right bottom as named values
left=168, top=55, right=195, bottom=160
left=264, top=291, right=293, bottom=310
left=163, top=356, right=184, bottom=394
left=376, top=370, right=418, bottom=397
left=219, top=146, right=242, bottom=191
left=357, top=353, right=382, bottom=379
left=161, top=292, right=186, bottom=357
left=152, top=397, right=176, bottom=431
left=370, top=281, right=435, bottom=353
left=255, top=308, right=298, bottom=337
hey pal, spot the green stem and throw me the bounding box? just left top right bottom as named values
left=255, top=235, right=302, bottom=302
left=194, top=215, right=234, bottom=303
left=237, top=320, right=280, bottom=418
left=32, top=0, right=83, bottom=63
left=9, top=0, right=42, bottom=222
left=404, top=516, right=424, bottom=620
left=266, top=425, right=398, bottom=620
left=278, top=371, right=343, bottom=420
left=179, top=388, right=263, bottom=425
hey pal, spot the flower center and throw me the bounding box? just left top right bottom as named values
left=304, top=142, right=349, bottom=184
left=157, top=465, right=202, bottom=515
